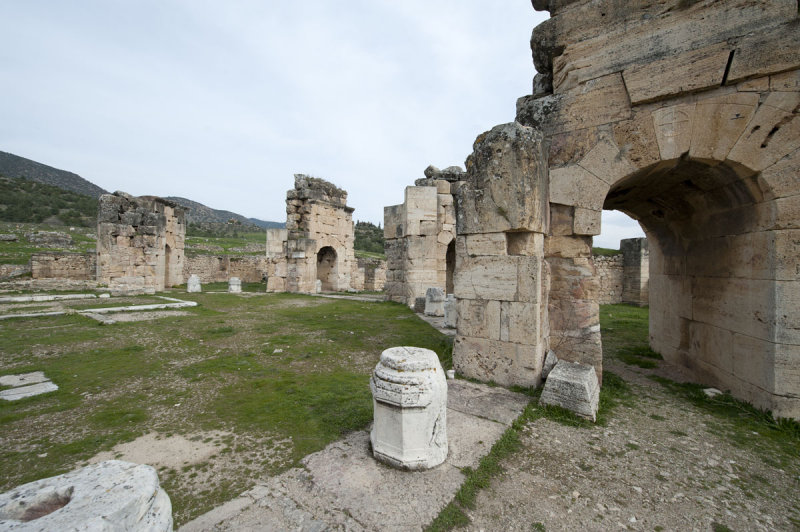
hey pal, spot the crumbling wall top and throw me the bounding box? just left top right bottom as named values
left=289, top=174, right=348, bottom=208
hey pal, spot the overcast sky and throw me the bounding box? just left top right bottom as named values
left=0, top=0, right=643, bottom=248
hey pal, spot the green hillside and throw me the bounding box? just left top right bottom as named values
left=0, top=151, right=107, bottom=198
left=0, top=175, right=97, bottom=226
left=354, top=221, right=384, bottom=255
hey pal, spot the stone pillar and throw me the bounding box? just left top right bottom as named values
left=452, top=122, right=550, bottom=388
left=621, top=237, right=649, bottom=306
left=424, top=287, right=445, bottom=317
left=187, top=274, right=201, bottom=293
left=370, top=347, right=448, bottom=470
left=228, top=277, right=242, bottom=293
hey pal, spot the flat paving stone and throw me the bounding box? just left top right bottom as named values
left=0, top=371, right=49, bottom=388
left=0, top=381, right=58, bottom=401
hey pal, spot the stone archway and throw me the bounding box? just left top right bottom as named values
left=539, top=91, right=800, bottom=418
left=316, top=246, right=338, bottom=292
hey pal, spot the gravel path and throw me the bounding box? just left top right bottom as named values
left=465, top=360, right=800, bottom=531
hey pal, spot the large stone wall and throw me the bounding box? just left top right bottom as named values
left=506, top=0, right=800, bottom=417
left=594, top=237, right=650, bottom=306
left=266, top=175, right=359, bottom=293
left=31, top=252, right=96, bottom=280
left=97, top=192, right=185, bottom=294
left=184, top=255, right=269, bottom=283
left=594, top=254, right=623, bottom=305
left=384, top=166, right=460, bottom=306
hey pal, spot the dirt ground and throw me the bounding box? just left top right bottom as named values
left=465, top=359, right=800, bottom=532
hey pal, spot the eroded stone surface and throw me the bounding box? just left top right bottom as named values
left=539, top=360, right=600, bottom=422
left=186, top=275, right=201, bottom=293
left=0, top=460, right=172, bottom=531
left=370, top=346, right=448, bottom=470
left=424, top=287, right=445, bottom=317
left=0, top=381, right=58, bottom=401
left=0, top=372, right=48, bottom=388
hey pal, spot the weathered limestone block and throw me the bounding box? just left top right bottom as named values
left=370, top=347, right=447, bottom=470
left=0, top=460, right=172, bottom=531
left=424, top=287, right=445, bottom=317
left=453, top=335, right=544, bottom=388
left=516, top=73, right=631, bottom=136
left=228, top=277, right=241, bottom=293
left=443, top=295, right=457, bottom=329
left=539, top=360, right=600, bottom=422
left=187, top=274, right=201, bottom=293
left=404, top=186, right=438, bottom=236
left=457, top=123, right=548, bottom=235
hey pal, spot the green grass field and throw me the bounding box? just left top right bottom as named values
left=0, top=292, right=451, bottom=524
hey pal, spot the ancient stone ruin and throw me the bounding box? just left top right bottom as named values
left=370, top=346, right=448, bottom=470
left=384, top=165, right=460, bottom=306
left=96, top=192, right=185, bottom=294
left=388, top=1, right=799, bottom=419
left=264, top=175, right=359, bottom=293
left=594, top=237, right=650, bottom=306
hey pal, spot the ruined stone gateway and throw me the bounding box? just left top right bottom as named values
left=97, top=192, right=185, bottom=294
left=391, top=0, right=799, bottom=418
left=265, top=175, right=358, bottom=293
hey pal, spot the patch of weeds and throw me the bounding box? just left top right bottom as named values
left=625, top=443, right=640, bottom=451
left=531, top=523, right=546, bottom=531
left=616, top=346, right=660, bottom=368
left=649, top=414, right=666, bottom=421
left=201, top=370, right=373, bottom=462
left=669, top=429, right=688, bottom=437
left=711, top=523, right=734, bottom=532
left=649, top=375, right=800, bottom=467
left=578, top=462, right=593, bottom=472
left=204, top=325, right=236, bottom=338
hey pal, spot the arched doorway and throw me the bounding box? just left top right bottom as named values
left=445, top=239, right=455, bottom=295
left=317, top=246, right=338, bottom=292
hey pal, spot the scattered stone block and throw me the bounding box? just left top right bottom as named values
left=370, top=346, right=448, bottom=470
left=413, top=297, right=426, bottom=314
left=0, top=381, right=59, bottom=401
left=443, top=294, right=457, bottom=328
left=0, top=234, right=18, bottom=242
left=187, top=275, right=201, bottom=293
left=228, top=277, right=242, bottom=293
left=314, top=279, right=322, bottom=293
left=424, top=287, right=445, bottom=317
left=0, top=372, right=49, bottom=388
left=0, top=460, right=172, bottom=531
left=539, top=360, right=599, bottom=422
left=703, top=388, right=723, bottom=398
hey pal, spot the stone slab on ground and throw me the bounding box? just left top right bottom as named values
left=0, top=381, right=59, bottom=401
left=0, top=371, right=49, bottom=388
left=539, top=360, right=600, bottom=422
left=0, top=460, right=172, bottom=531
left=180, top=380, right=530, bottom=531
